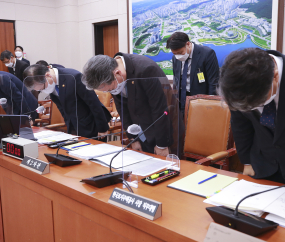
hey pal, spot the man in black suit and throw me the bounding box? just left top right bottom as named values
left=166, top=32, right=219, bottom=114
left=81, top=53, right=184, bottom=157
left=0, top=50, right=29, bottom=82
left=218, top=48, right=285, bottom=183
left=0, top=71, right=38, bottom=120
left=15, top=46, right=30, bottom=66
left=23, top=65, right=111, bottom=139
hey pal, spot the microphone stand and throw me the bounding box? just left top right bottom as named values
left=81, top=111, right=169, bottom=188
left=206, top=184, right=285, bottom=236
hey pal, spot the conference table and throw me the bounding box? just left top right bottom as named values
left=0, top=127, right=284, bottom=242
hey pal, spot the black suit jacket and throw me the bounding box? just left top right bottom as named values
left=172, top=43, right=219, bottom=96
left=8, top=59, right=29, bottom=82
left=231, top=50, right=285, bottom=179
left=50, top=68, right=111, bottom=138
left=20, top=58, right=30, bottom=66
left=113, top=53, right=184, bottom=152
left=0, top=71, right=38, bottom=119
left=50, top=64, right=65, bottom=68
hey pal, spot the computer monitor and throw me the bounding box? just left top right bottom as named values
left=0, top=115, right=35, bottom=148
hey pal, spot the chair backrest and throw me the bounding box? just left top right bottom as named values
left=50, top=101, right=65, bottom=124
left=184, top=95, right=232, bottom=158
left=95, top=90, right=112, bottom=108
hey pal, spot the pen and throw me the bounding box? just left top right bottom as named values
left=198, top=174, right=217, bottom=184
left=71, top=143, right=91, bottom=149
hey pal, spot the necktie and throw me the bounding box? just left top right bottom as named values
left=55, top=85, right=59, bottom=95
left=180, top=58, right=189, bottom=113
left=260, top=100, right=276, bottom=130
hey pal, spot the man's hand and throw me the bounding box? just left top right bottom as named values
left=131, top=141, right=143, bottom=151
left=243, top=165, right=255, bottom=176
left=98, top=131, right=109, bottom=139
left=154, top=146, right=169, bottom=157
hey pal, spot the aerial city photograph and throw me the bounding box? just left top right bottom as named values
left=132, top=0, right=272, bottom=74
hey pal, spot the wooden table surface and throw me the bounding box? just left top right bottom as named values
left=0, top=126, right=284, bottom=242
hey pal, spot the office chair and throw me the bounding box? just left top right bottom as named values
left=183, top=95, right=236, bottom=170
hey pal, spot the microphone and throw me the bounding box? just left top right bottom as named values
left=81, top=111, right=169, bottom=188
left=22, top=106, right=45, bottom=115
left=0, top=98, right=7, bottom=105
left=206, top=184, right=285, bottom=236
left=44, top=131, right=126, bottom=167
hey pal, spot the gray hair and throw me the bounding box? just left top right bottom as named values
left=81, top=55, right=118, bottom=90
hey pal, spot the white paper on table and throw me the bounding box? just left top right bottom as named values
left=264, top=192, right=285, bottom=218
left=118, top=158, right=172, bottom=176
left=204, top=222, right=265, bottom=242
left=265, top=214, right=285, bottom=228
left=34, top=130, right=63, bottom=139
left=92, top=150, right=152, bottom=169
left=69, top=143, right=122, bottom=160
left=203, top=198, right=264, bottom=217
left=208, top=179, right=285, bottom=211
left=37, top=133, right=78, bottom=144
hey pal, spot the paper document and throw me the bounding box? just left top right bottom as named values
left=92, top=150, right=152, bottom=169
left=37, top=133, right=78, bottom=144
left=263, top=192, right=285, bottom=218
left=265, top=214, right=285, bottom=228
left=34, top=130, right=63, bottom=139
left=69, top=143, right=122, bottom=160
left=167, top=170, right=238, bottom=198
left=208, top=179, right=285, bottom=211
left=118, top=158, right=172, bottom=176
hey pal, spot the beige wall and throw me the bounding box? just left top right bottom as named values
left=0, top=0, right=284, bottom=73
left=0, top=0, right=128, bottom=71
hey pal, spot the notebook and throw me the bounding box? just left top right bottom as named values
left=167, top=170, right=238, bottom=198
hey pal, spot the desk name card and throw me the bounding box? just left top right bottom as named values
left=108, top=188, right=162, bottom=220
left=20, top=156, right=50, bottom=175
left=204, top=223, right=265, bottom=242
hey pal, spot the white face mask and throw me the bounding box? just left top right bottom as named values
left=15, top=51, right=22, bottom=58
left=5, top=59, right=14, bottom=68
left=175, top=48, right=189, bottom=62
left=109, top=75, right=127, bottom=95
left=42, top=78, right=55, bottom=94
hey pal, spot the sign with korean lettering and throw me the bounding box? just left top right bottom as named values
left=108, top=188, right=162, bottom=220
left=20, top=156, right=50, bottom=175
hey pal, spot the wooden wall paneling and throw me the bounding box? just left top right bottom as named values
left=1, top=177, right=54, bottom=242
left=54, top=204, right=132, bottom=242
left=0, top=21, right=15, bottom=72
left=103, top=24, right=119, bottom=57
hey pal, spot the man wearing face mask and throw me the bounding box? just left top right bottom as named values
left=81, top=53, right=181, bottom=157
left=14, top=46, right=30, bottom=66
left=218, top=48, right=285, bottom=183
left=166, top=32, right=219, bottom=115
left=0, top=50, right=29, bottom=82
left=23, top=64, right=111, bottom=139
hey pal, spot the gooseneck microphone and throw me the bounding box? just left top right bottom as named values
left=0, top=98, right=7, bottom=105
left=206, top=184, right=285, bottom=236
left=81, top=111, right=169, bottom=188
left=109, top=111, right=168, bottom=173
left=22, top=106, right=45, bottom=115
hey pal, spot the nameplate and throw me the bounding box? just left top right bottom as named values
left=108, top=188, right=162, bottom=220
left=20, top=156, right=50, bottom=175
left=204, top=222, right=265, bottom=242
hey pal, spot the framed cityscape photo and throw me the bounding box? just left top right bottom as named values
left=128, top=0, right=281, bottom=76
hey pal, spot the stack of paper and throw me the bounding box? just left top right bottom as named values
left=69, top=143, right=122, bottom=160
left=34, top=130, right=63, bottom=139
left=167, top=170, right=238, bottom=198
left=208, top=180, right=285, bottom=211
left=37, top=133, right=78, bottom=144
